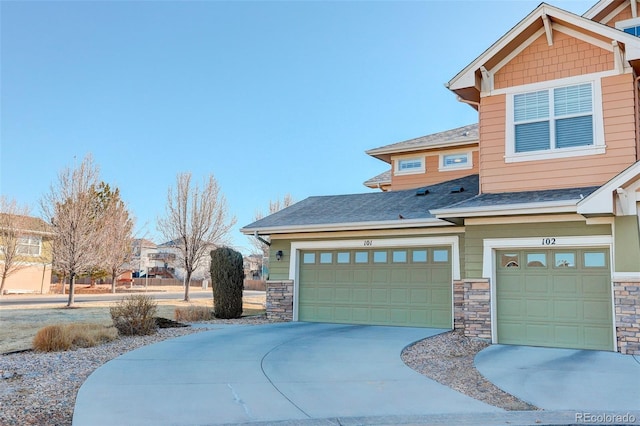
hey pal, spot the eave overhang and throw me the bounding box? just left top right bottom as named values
left=447, top=2, right=640, bottom=104
left=240, top=218, right=452, bottom=236
left=366, top=139, right=478, bottom=163
left=432, top=200, right=581, bottom=220
left=578, top=161, right=640, bottom=216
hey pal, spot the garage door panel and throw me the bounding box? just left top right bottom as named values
left=299, top=247, right=452, bottom=328
left=497, top=248, right=613, bottom=351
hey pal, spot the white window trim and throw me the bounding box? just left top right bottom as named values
left=438, top=150, right=473, bottom=172
left=289, top=236, right=460, bottom=322
left=615, top=17, right=640, bottom=32
left=482, top=235, right=616, bottom=350
left=17, top=236, right=42, bottom=257
left=393, top=155, right=425, bottom=176
left=504, top=75, right=605, bottom=163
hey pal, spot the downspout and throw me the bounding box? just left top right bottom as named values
left=456, top=95, right=482, bottom=194
left=635, top=75, right=640, bottom=160
left=253, top=231, right=271, bottom=247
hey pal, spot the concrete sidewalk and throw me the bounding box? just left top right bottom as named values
left=72, top=323, right=499, bottom=426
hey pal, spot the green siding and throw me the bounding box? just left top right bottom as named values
left=465, top=222, right=612, bottom=278
left=267, top=240, right=291, bottom=280
left=614, top=216, right=640, bottom=273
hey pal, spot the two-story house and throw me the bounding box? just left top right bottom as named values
left=0, top=214, right=54, bottom=294
left=241, top=0, right=640, bottom=355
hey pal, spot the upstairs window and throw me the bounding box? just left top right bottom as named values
left=506, top=78, right=604, bottom=163
left=616, top=17, right=640, bottom=37
left=623, top=26, right=640, bottom=36
left=439, top=152, right=472, bottom=171
left=394, top=157, right=424, bottom=175
left=17, top=236, right=42, bottom=256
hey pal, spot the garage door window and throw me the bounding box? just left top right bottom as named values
left=412, top=250, right=427, bottom=263
left=501, top=253, right=520, bottom=268
left=584, top=251, right=606, bottom=268
left=526, top=252, right=547, bottom=268
left=320, top=253, right=332, bottom=264
left=373, top=251, right=387, bottom=263
left=433, top=249, right=449, bottom=263
left=303, top=253, right=316, bottom=264
left=355, top=251, right=368, bottom=263
left=554, top=252, right=575, bottom=268
left=392, top=250, right=407, bottom=263
left=337, top=252, right=350, bottom=264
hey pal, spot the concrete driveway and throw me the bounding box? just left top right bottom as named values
left=72, top=322, right=499, bottom=425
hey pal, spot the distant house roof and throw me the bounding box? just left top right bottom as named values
left=366, top=123, right=479, bottom=163
left=133, top=238, right=157, bottom=249
left=0, top=214, right=53, bottom=235
left=363, top=169, right=392, bottom=189
left=241, top=175, right=479, bottom=234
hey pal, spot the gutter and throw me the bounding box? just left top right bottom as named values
left=432, top=199, right=581, bottom=219
left=240, top=217, right=451, bottom=236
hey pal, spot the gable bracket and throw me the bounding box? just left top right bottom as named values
left=480, top=66, right=493, bottom=93
left=542, top=14, right=553, bottom=46
left=612, top=40, right=625, bottom=73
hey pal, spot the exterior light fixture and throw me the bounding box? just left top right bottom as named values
left=276, top=250, right=283, bottom=261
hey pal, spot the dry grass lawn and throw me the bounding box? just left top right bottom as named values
left=0, top=290, right=266, bottom=354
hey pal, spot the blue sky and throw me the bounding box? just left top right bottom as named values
left=1, top=0, right=594, bottom=253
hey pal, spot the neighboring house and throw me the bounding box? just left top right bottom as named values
left=157, top=239, right=214, bottom=281
left=241, top=0, right=640, bottom=355
left=244, top=254, right=264, bottom=280
left=0, top=215, right=53, bottom=294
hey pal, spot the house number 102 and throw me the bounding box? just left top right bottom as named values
left=541, top=238, right=556, bottom=245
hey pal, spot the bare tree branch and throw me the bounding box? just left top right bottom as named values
left=157, top=172, right=237, bottom=302
left=0, top=197, right=34, bottom=295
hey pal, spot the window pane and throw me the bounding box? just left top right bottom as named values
left=399, top=159, right=422, bottom=170
left=514, top=90, right=549, bottom=121
left=584, top=252, right=606, bottom=268
left=433, top=249, right=449, bottom=262
left=412, top=250, right=427, bottom=262
left=337, top=252, right=350, bottom=264
left=554, top=84, right=592, bottom=116
left=555, top=252, right=575, bottom=268
left=555, top=115, right=593, bottom=148
left=355, top=252, right=368, bottom=263
left=443, top=154, right=468, bottom=167
left=320, top=252, right=332, bottom=264
left=373, top=251, right=387, bottom=263
left=392, top=250, right=407, bottom=263
left=303, top=253, right=315, bottom=264
left=515, top=121, right=550, bottom=152
left=501, top=253, right=519, bottom=268
left=526, top=253, right=547, bottom=267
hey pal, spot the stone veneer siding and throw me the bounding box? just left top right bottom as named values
left=265, top=280, right=293, bottom=321
left=614, top=279, right=640, bottom=355
left=455, top=279, right=492, bottom=340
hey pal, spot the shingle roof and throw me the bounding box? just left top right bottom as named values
left=440, top=185, right=601, bottom=211
left=242, top=175, right=480, bottom=231
left=363, top=169, right=391, bottom=188
left=366, top=123, right=479, bottom=162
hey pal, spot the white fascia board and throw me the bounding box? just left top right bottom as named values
left=366, top=139, right=479, bottom=157
left=449, top=3, right=640, bottom=92
left=239, top=218, right=451, bottom=235
left=583, top=0, right=615, bottom=19
left=433, top=200, right=580, bottom=219
left=578, top=161, right=640, bottom=215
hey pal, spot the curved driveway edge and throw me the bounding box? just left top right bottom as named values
left=475, top=344, right=640, bottom=411
left=73, top=322, right=500, bottom=426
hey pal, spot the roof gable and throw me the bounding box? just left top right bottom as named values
left=448, top=2, right=640, bottom=103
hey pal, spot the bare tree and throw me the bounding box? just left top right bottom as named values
left=0, top=197, right=33, bottom=295
left=41, top=155, right=102, bottom=307
left=157, top=172, right=237, bottom=302
left=249, top=194, right=295, bottom=259
left=93, top=183, right=135, bottom=293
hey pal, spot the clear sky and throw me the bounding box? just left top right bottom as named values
left=1, top=0, right=594, bottom=254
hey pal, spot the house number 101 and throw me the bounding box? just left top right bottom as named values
left=363, top=240, right=373, bottom=246
left=541, top=238, right=556, bottom=245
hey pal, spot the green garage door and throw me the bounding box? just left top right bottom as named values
left=496, top=248, right=613, bottom=351
left=298, top=247, right=452, bottom=328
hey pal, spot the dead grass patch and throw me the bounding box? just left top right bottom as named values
left=33, top=323, right=118, bottom=352
left=175, top=305, right=213, bottom=322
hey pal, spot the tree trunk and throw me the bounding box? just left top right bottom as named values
left=67, top=272, right=76, bottom=307
left=184, top=270, right=192, bottom=302
left=0, top=271, right=7, bottom=296
left=111, top=270, right=117, bottom=294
